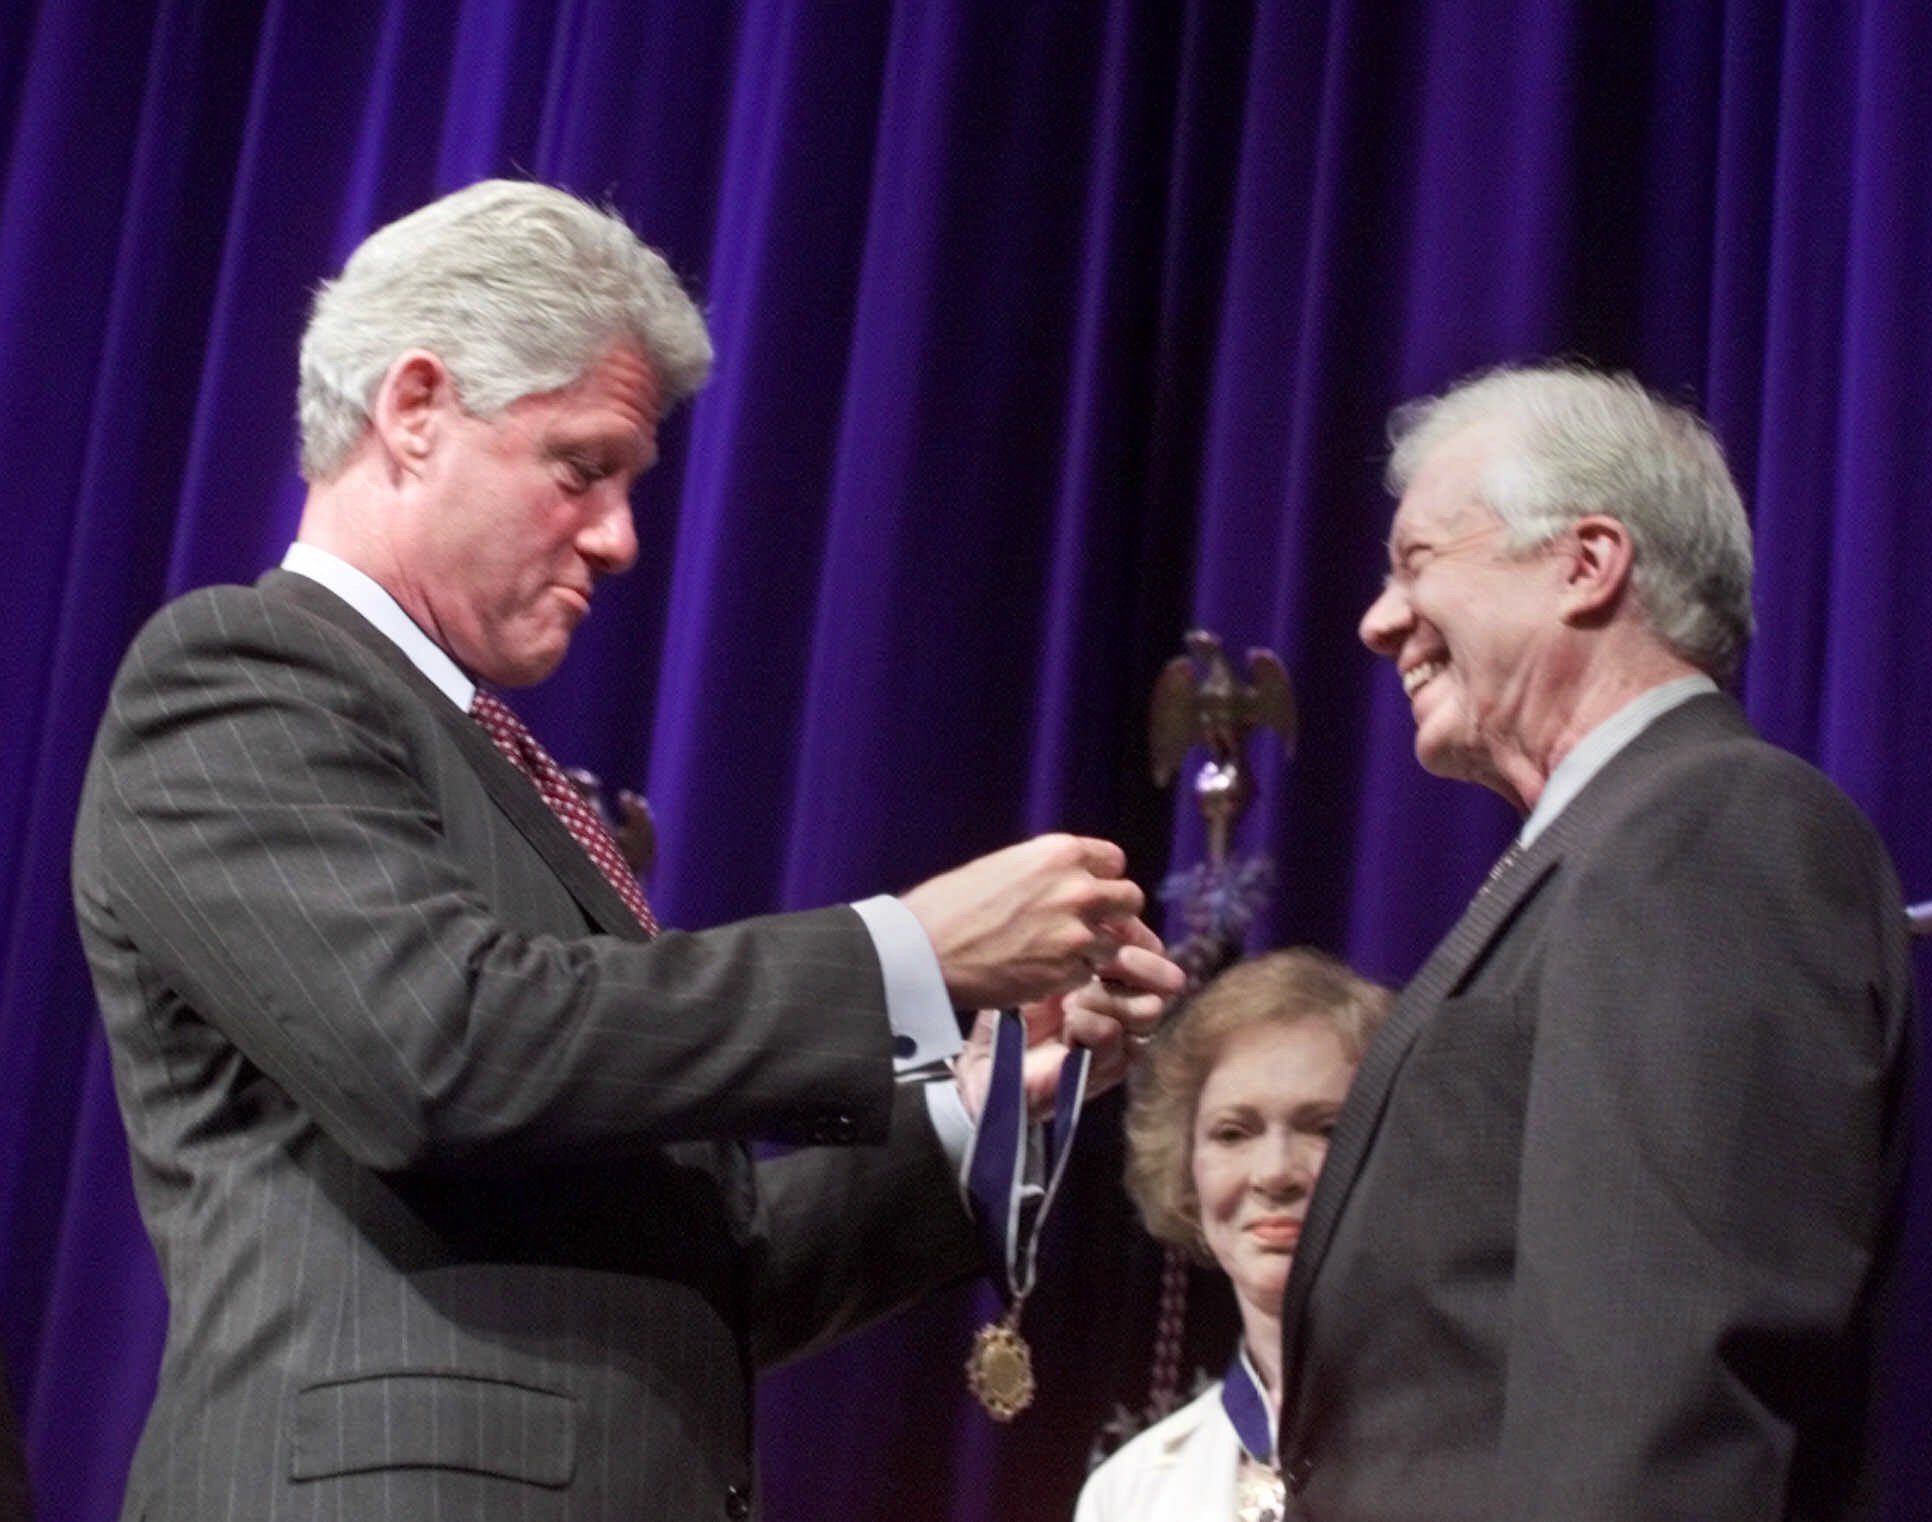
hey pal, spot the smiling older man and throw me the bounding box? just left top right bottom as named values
left=1274, top=363, right=1915, bottom=1521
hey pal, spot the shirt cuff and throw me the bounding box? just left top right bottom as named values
left=922, top=1081, right=976, bottom=1194
left=850, top=893, right=961, bottom=1070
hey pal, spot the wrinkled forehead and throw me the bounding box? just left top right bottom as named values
left=1386, top=430, right=1509, bottom=551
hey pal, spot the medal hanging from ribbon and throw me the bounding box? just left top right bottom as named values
left=963, top=1008, right=1090, bottom=1421
left=1222, top=1345, right=1285, bottom=1522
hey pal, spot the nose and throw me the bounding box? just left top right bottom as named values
left=1358, top=577, right=1410, bottom=656
left=1255, top=1131, right=1319, bottom=1201
left=580, top=488, right=639, bottom=576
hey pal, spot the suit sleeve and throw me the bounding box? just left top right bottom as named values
left=78, top=588, right=898, bottom=1172
left=744, top=1083, right=981, bottom=1369
left=1496, top=746, right=1914, bottom=1518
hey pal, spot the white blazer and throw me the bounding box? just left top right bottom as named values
left=1073, top=1382, right=1241, bottom=1522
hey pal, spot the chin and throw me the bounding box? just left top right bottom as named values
left=1238, top=1264, right=1291, bottom=1306
left=492, top=641, right=572, bottom=689
left=1415, top=732, right=1480, bottom=785
left=1414, top=737, right=1456, bottom=778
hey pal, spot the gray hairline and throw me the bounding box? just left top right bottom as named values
left=296, top=180, right=713, bottom=481
left=1384, top=365, right=1755, bottom=680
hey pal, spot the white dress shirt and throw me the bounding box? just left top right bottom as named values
left=1518, top=673, right=1717, bottom=847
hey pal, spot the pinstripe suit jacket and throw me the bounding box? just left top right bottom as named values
left=1276, top=693, right=1915, bottom=1522
left=72, top=570, right=980, bottom=1522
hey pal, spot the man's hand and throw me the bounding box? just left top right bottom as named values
left=901, top=833, right=1154, bottom=1010
left=952, top=924, right=1185, bottom=1120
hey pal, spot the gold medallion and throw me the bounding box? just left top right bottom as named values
left=1235, top=1455, right=1286, bottom=1522
left=965, top=1307, right=1035, bottom=1421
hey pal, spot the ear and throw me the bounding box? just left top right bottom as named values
left=368, top=350, right=456, bottom=478
left=1558, top=514, right=1634, bottom=622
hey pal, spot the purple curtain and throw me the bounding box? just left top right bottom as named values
left=2, top=3, right=1927, bottom=1519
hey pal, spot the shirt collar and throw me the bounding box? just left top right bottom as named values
left=280, top=542, right=474, bottom=710
left=1518, top=673, right=1716, bottom=847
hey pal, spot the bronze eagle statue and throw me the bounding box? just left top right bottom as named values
left=1148, top=630, right=1296, bottom=863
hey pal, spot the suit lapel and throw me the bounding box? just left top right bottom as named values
left=1277, top=839, right=1558, bottom=1388
left=260, top=569, right=651, bottom=942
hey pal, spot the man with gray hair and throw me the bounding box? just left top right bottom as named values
left=1274, top=363, right=1913, bottom=1520
left=72, top=180, right=1181, bottom=1521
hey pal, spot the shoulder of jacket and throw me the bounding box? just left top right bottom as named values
left=127, top=579, right=400, bottom=687
left=1102, top=1382, right=1225, bottom=1467
left=1604, top=717, right=1874, bottom=845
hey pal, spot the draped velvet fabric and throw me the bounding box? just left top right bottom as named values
left=2, top=4, right=1927, bottom=1519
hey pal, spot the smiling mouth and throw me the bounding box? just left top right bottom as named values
left=1245, top=1218, right=1301, bottom=1248
left=1402, top=659, right=1446, bottom=698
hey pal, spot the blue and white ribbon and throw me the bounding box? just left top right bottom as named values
left=1222, top=1343, right=1276, bottom=1466
left=964, top=1009, right=1091, bottom=1303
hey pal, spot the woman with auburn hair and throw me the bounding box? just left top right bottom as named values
left=1076, top=949, right=1391, bottom=1522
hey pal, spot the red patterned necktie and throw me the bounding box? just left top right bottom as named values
left=469, top=688, right=659, bottom=935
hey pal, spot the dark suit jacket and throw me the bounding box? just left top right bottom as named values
left=71, top=570, right=979, bottom=1522
left=1277, top=693, right=1915, bottom=1522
